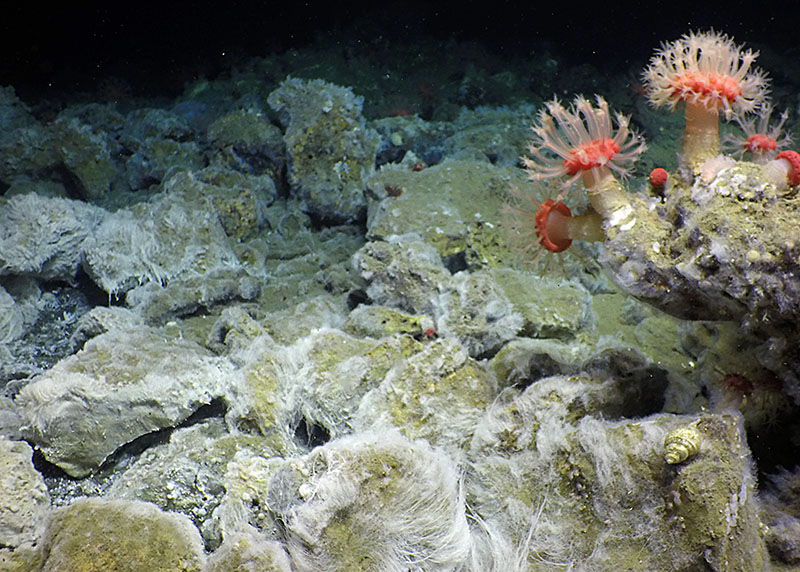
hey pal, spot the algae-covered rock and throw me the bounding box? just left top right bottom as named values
left=760, top=466, right=800, bottom=566
left=204, top=531, right=293, bottom=572
left=40, top=498, right=205, bottom=572
left=205, top=305, right=268, bottom=355
left=371, top=114, right=451, bottom=166
left=81, top=185, right=240, bottom=296
left=257, top=295, right=348, bottom=346
left=125, top=268, right=261, bottom=325
left=125, top=138, right=203, bottom=190
left=264, top=432, right=472, bottom=571
left=228, top=328, right=420, bottom=446
left=0, top=192, right=107, bottom=281
left=467, top=374, right=767, bottom=571
left=0, top=87, right=59, bottom=185
left=488, top=337, right=676, bottom=414
left=162, top=168, right=276, bottom=240
left=344, top=304, right=431, bottom=339
left=491, top=269, right=594, bottom=341
left=68, top=306, right=145, bottom=351
left=442, top=106, right=534, bottom=167
left=268, top=78, right=380, bottom=222
left=15, top=328, right=234, bottom=477
left=0, top=286, right=25, bottom=345
left=667, top=414, right=768, bottom=571
left=353, top=233, right=450, bottom=316
left=603, top=159, right=800, bottom=330
left=207, top=109, right=286, bottom=181
left=0, top=543, right=42, bottom=572
left=436, top=269, right=523, bottom=357
left=51, top=116, right=119, bottom=200
left=122, top=107, right=194, bottom=142
left=365, top=159, right=524, bottom=266
left=355, top=337, right=496, bottom=455
left=121, top=107, right=203, bottom=191
left=0, top=438, right=49, bottom=549
left=107, top=420, right=280, bottom=549
left=217, top=453, right=285, bottom=540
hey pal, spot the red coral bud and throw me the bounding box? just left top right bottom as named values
left=649, top=167, right=669, bottom=188
left=743, top=133, right=777, bottom=154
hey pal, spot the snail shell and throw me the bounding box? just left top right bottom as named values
left=663, top=426, right=701, bottom=464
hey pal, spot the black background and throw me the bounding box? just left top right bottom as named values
left=2, top=1, right=798, bottom=99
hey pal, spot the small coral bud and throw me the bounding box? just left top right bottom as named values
left=743, top=133, right=777, bottom=154
left=648, top=167, right=669, bottom=189
left=663, top=425, right=701, bottom=464
left=723, top=104, right=790, bottom=163
left=764, top=149, right=800, bottom=192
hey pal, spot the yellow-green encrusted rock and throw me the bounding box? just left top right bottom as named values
left=40, top=498, right=204, bottom=572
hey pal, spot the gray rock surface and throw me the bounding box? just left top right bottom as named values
left=0, top=193, right=106, bottom=280
left=268, top=78, right=380, bottom=222
left=0, top=438, right=49, bottom=549
left=15, top=328, right=234, bottom=477
left=81, top=186, right=239, bottom=296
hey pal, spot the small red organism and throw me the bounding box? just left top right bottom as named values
left=649, top=167, right=669, bottom=189
left=384, top=183, right=403, bottom=197
left=722, top=373, right=755, bottom=397
left=743, top=134, right=777, bottom=154
left=724, top=104, right=791, bottom=163
left=412, top=162, right=425, bottom=171
left=422, top=327, right=436, bottom=338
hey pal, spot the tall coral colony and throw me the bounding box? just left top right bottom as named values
left=510, top=30, right=800, bottom=261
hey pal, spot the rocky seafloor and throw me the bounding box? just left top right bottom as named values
left=1, top=35, right=800, bottom=572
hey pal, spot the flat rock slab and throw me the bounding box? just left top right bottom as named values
left=15, top=328, right=234, bottom=477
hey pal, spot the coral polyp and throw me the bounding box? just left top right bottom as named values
left=522, top=96, right=646, bottom=230
left=524, top=95, right=646, bottom=195
left=643, top=30, right=770, bottom=170
left=723, top=103, right=792, bottom=163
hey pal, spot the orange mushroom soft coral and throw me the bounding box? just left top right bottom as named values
left=643, top=30, right=769, bottom=172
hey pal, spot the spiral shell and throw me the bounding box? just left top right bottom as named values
left=663, top=426, right=701, bottom=464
